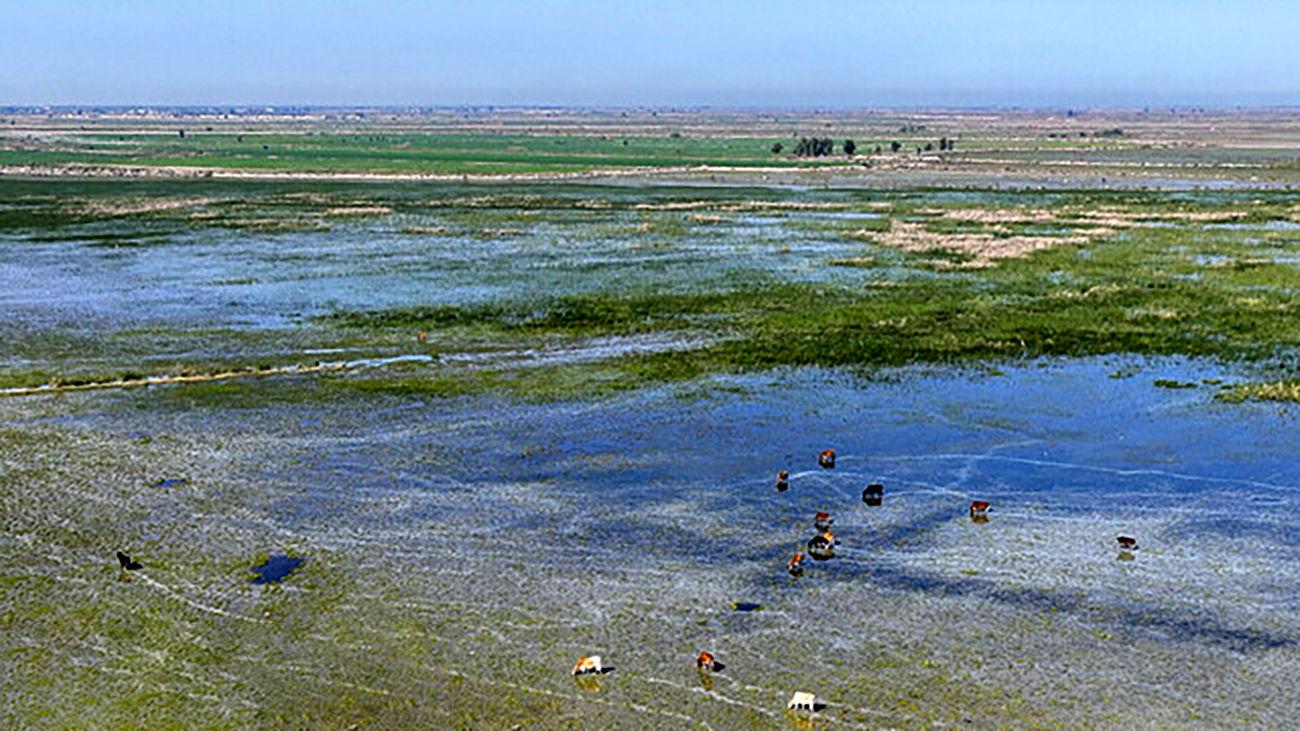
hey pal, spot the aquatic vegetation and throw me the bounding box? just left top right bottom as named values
left=2, top=180, right=1296, bottom=406
left=3, top=356, right=1297, bottom=728
left=827, top=256, right=878, bottom=268
left=1217, top=379, right=1300, bottom=403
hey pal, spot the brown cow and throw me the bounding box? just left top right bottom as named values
left=696, top=651, right=720, bottom=672
left=787, top=552, right=805, bottom=577
left=775, top=470, right=790, bottom=492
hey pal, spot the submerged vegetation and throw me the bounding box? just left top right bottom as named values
left=2, top=178, right=1298, bottom=401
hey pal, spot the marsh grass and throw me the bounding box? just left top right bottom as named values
left=321, top=221, right=1298, bottom=378
left=2, top=181, right=1297, bottom=403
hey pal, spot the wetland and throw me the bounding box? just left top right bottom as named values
left=2, top=109, right=1299, bottom=729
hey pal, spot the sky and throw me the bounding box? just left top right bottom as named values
left=1, top=0, right=1298, bottom=108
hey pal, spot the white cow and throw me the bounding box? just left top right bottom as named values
left=787, top=691, right=817, bottom=711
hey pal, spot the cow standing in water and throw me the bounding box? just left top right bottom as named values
left=863, top=483, right=884, bottom=506
left=787, top=552, right=805, bottom=577
left=695, top=651, right=721, bottom=672
left=775, top=470, right=790, bottom=492
left=788, top=691, right=818, bottom=711
left=571, top=656, right=604, bottom=676
left=808, top=531, right=836, bottom=560
left=818, top=449, right=836, bottom=469
left=969, top=500, right=990, bottom=522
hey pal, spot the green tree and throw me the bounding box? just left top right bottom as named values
left=793, top=137, right=836, bottom=157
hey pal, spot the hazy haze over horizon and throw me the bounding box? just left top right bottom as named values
left=1, top=0, right=1297, bottom=108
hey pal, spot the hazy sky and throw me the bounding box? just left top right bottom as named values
left=2, top=0, right=1297, bottom=107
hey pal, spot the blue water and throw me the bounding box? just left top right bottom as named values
left=250, top=554, right=305, bottom=584
left=28, top=351, right=1300, bottom=722
left=104, top=355, right=1267, bottom=670
left=261, top=358, right=1292, bottom=524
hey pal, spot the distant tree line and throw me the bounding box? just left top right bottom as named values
left=772, top=137, right=955, bottom=156
left=1046, top=128, right=1123, bottom=139
left=793, top=137, right=836, bottom=157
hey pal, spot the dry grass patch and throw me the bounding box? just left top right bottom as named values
left=1069, top=207, right=1247, bottom=226
left=1125, top=306, right=1181, bottom=320
left=921, top=207, right=1057, bottom=224
left=76, top=197, right=218, bottom=217
left=323, top=205, right=393, bottom=217
left=1219, top=380, right=1300, bottom=403
left=398, top=226, right=453, bottom=236
left=828, top=256, right=878, bottom=268
left=687, top=213, right=726, bottom=224
left=632, top=200, right=885, bottom=213
left=1050, top=284, right=1132, bottom=301
left=858, top=220, right=1096, bottom=267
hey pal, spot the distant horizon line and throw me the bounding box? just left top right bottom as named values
left=5, top=102, right=1300, bottom=113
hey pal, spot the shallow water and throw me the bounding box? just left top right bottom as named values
left=250, top=555, right=305, bottom=585
left=0, top=182, right=939, bottom=339
left=1204, top=220, right=1300, bottom=231
left=9, top=355, right=1291, bottom=727
left=4, top=179, right=1300, bottom=727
